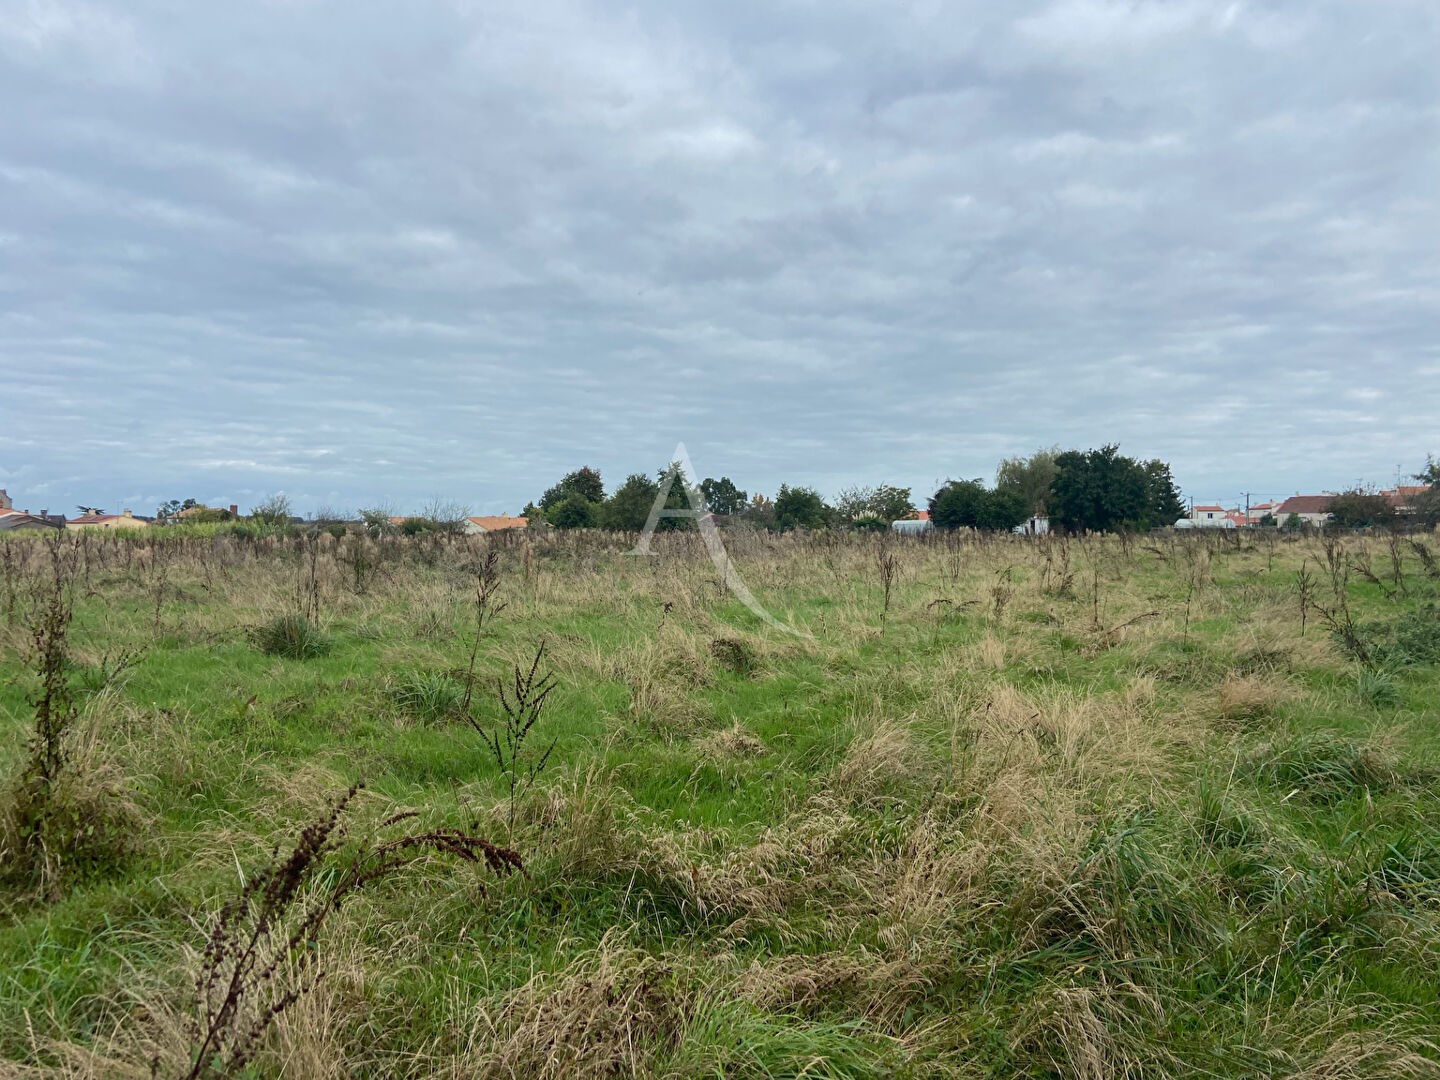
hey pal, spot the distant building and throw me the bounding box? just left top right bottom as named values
left=1273, top=495, right=1334, bottom=527
left=463, top=514, right=530, bottom=535
left=1014, top=515, right=1049, bottom=536
left=1246, top=501, right=1279, bottom=523
left=892, top=518, right=933, bottom=534
left=67, top=509, right=152, bottom=530
left=1382, top=487, right=1430, bottom=513
left=1, top=494, right=66, bottom=529
left=0, top=512, right=62, bottom=532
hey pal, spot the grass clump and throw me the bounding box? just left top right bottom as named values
left=1251, top=731, right=1395, bottom=802
left=249, top=614, right=332, bottom=659
left=387, top=668, right=466, bottom=723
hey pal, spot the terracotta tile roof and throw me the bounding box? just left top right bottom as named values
left=68, top=513, right=120, bottom=524
left=1387, top=485, right=1430, bottom=507
left=468, top=515, right=528, bottom=531
left=1275, top=495, right=1334, bottom=515
left=1192, top=505, right=1225, bottom=513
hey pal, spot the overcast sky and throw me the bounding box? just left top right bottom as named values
left=2, top=0, right=1438, bottom=517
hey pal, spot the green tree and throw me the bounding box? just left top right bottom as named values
left=652, top=462, right=698, bottom=532
left=995, top=448, right=1060, bottom=516
left=833, top=484, right=915, bottom=523
left=699, top=476, right=747, bottom=516
left=929, top=480, right=988, bottom=529
left=1414, top=455, right=1440, bottom=486
left=738, top=493, right=776, bottom=530
left=547, top=495, right=597, bottom=529
left=359, top=508, right=396, bottom=536
left=1328, top=488, right=1396, bottom=529
left=1048, top=445, right=1160, bottom=533
left=979, top=487, right=1028, bottom=531
left=156, top=497, right=198, bottom=523
left=929, top=480, right=1026, bottom=531
left=1411, top=488, right=1440, bottom=527
left=1259, top=512, right=1278, bottom=527
left=250, top=494, right=293, bottom=528
left=539, top=467, right=605, bottom=511
left=1284, top=513, right=1303, bottom=531
left=773, top=485, right=828, bottom=530
left=600, top=473, right=659, bottom=531
left=870, top=484, right=916, bottom=522
left=1142, top=460, right=1186, bottom=527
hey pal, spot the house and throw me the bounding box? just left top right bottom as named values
left=463, top=514, right=530, bottom=535
left=0, top=511, right=62, bottom=532
left=1246, top=501, right=1279, bottom=523
left=1014, top=515, right=1049, bottom=536
left=1273, top=495, right=1334, bottom=527
left=0, top=491, right=66, bottom=530
left=1189, top=504, right=1227, bottom=525
left=67, top=509, right=152, bottom=530
left=1382, top=487, right=1430, bottom=512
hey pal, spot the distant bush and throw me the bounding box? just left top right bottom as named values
left=251, top=615, right=332, bottom=660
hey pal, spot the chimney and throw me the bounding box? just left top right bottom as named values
left=230, top=504, right=239, bottom=517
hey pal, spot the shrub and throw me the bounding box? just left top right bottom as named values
left=251, top=615, right=332, bottom=659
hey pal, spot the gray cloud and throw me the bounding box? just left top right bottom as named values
left=2, top=0, right=1437, bottom=516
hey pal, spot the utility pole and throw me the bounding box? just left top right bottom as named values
left=1244, top=492, right=1250, bottom=524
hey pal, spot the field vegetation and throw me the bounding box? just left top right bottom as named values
left=1, top=523, right=1439, bottom=1077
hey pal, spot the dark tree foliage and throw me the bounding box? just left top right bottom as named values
left=1413, top=487, right=1440, bottom=528
left=1415, top=455, right=1440, bottom=487
left=653, top=462, right=697, bottom=532
left=699, top=476, right=747, bottom=516
left=538, top=467, right=605, bottom=511
left=1048, top=445, right=1176, bottom=533
left=1142, top=460, right=1186, bottom=527
left=773, top=485, right=829, bottom=530
left=929, top=480, right=1027, bottom=532
left=547, top=494, right=598, bottom=529
left=600, top=473, right=659, bottom=531
left=1328, top=489, right=1397, bottom=529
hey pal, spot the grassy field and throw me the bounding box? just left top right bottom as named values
left=1, top=525, right=1439, bottom=1078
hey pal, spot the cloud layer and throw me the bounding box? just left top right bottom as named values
left=3, top=0, right=1438, bottom=515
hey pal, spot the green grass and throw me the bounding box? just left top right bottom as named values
left=0, top=526, right=1438, bottom=1077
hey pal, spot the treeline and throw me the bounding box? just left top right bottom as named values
left=521, top=445, right=1187, bottom=534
